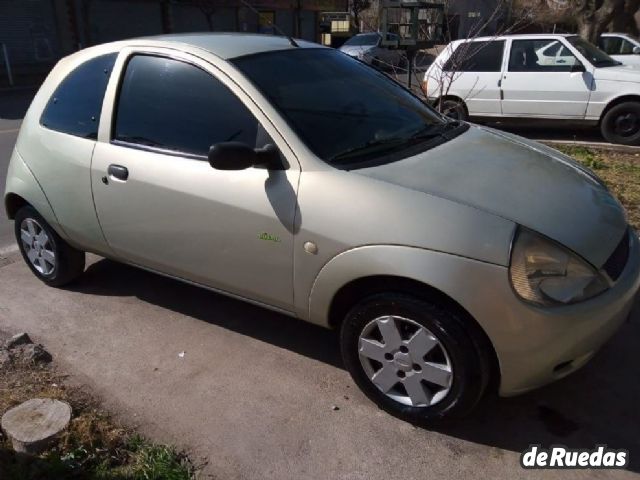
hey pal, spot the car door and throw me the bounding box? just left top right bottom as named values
left=501, top=38, right=593, bottom=118
left=445, top=40, right=505, bottom=116
left=91, top=49, right=300, bottom=311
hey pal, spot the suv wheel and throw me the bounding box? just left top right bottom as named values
left=14, top=206, right=85, bottom=287
left=439, top=98, right=468, bottom=121
left=340, top=293, right=491, bottom=423
left=601, top=101, right=640, bottom=145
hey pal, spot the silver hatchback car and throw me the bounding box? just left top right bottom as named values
left=5, top=34, right=640, bottom=423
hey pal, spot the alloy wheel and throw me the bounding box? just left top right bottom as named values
left=20, top=218, right=56, bottom=276
left=358, top=315, right=453, bottom=407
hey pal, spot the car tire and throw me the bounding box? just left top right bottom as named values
left=14, top=206, right=85, bottom=287
left=438, top=98, right=468, bottom=121
left=600, top=101, right=640, bottom=146
left=340, top=293, right=491, bottom=424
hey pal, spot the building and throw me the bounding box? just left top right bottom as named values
left=0, top=0, right=348, bottom=86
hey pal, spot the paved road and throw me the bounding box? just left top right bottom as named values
left=0, top=90, right=32, bottom=251
left=0, top=253, right=638, bottom=479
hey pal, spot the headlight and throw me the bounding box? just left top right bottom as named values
left=510, top=228, right=610, bottom=306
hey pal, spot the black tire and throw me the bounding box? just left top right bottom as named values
left=439, top=98, right=468, bottom=121
left=340, top=293, right=491, bottom=424
left=14, top=206, right=85, bottom=287
left=600, top=101, right=640, bottom=146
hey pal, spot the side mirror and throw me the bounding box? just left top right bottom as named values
left=208, top=142, right=281, bottom=171
left=633, top=46, right=640, bottom=55
left=571, top=62, right=586, bottom=73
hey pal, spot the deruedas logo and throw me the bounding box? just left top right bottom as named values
left=521, top=445, right=629, bottom=469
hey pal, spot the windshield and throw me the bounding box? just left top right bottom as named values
left=343, top=33, right=380, bottom=47
left=567, top=36, right=620, bottom=67
left=233, top=49, right=452, bottom=166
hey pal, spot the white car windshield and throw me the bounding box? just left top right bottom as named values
left=343, top=34, right=379, bottom=47
left=568, top=36, right=621, bottom=67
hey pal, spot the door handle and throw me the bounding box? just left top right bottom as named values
left=107, top=164, right=129, bottom=182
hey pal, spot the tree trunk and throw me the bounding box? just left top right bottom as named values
left=610, top=0, right=640, bottom=35
left=1, top=399, right=71, bottom=455
left=573, top=0, right=625, bottom=42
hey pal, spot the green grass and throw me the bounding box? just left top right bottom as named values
left=557, top=145, right=606, bottom=170
left=94, top=435, right=192, bottom=480
left=0, top=362, right=195, bottom=480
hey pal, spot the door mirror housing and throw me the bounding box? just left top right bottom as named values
left=571, top=62, right=586, bottom=73
left=208, top=142, right=281, bottom=171
left=633, top=46, right=640, bottom=55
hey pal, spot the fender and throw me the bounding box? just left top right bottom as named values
left=4, top=148, right=69, bottom=240
left=308, top=244, right=509, bottom=332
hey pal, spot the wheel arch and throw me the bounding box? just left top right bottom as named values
left=307, top=245, right=504, bottom=392
left=600, top=94, right=640, bottom=123
left=4, top=192, right=28, bottom=220
left=4, top=148, right=66, bottom=239
left=327, top=274, right=500, bottom=393
left=434, top=95, right=469, bottom=115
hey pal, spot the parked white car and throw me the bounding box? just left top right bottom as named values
left=599, top=33, right=640, bottom=66
left=423, top=34, right=640, bottom=145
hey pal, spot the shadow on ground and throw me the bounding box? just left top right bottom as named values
left=71, top=258, right=640, bottom=474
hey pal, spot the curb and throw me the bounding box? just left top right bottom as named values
left=538, top=139, right=640, bottom=154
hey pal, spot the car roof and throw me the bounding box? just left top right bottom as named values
left=137, top=32, right=325, bottom=60
left=451, top=33, right=575, bottom=45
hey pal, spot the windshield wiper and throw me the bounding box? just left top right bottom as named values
left=330, top=136, right=408, bottom=164
left=595, top=60, right=622, bottom=68
left=409, top=121, right=460, bottom=141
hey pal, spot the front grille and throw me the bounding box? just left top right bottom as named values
left=603, top=228, right=630, bottom=282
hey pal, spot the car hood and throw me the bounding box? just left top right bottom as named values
left=594, top=63, right=640, bottom=81
left=339, top=45, right=373, bottom=56
left=356, top=126, right=627, bottom=267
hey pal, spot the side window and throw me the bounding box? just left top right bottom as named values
left=443, top=41, right=505, bottom=72
left=509, top=39, right=578, bottom=72
left=114, top=55, right=260, bottom=156
left=620, top=38, right=636, bottom=54
left=40, top=53, right=117, bottom=139
left=599, top=37, right=623, bottom=54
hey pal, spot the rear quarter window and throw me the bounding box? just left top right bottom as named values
left=443, top=41, right=505, bottom=72
left=40, top=53, right=117, bottom=139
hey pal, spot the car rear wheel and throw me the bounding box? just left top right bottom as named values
left=439, top=98, right=468, bottom=121
left=601, top=101, right=640, bottom=145
left=340, top=293, right=491, bottom=424
left=14, top=206, right=85, bottom=287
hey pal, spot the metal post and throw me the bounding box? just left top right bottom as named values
left=2, top=43, right=13, bottom=87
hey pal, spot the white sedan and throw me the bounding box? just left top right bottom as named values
left=423, top=33, right=640, bottom=145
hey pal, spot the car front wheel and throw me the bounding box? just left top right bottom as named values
left=601, top=101, right=640, bottom=145
left=438, top=98, right=468, bottom=121
left=14, top=206, right=85, bottom=287
left=340, top=293, right=491, bottom=424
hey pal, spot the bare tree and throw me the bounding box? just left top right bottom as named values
left=421, top=0, right=530, bottom=116
left=610, top=0, right=640, bottom=35
left=518, top=0, right=640, bottom=40
left=194, top=0, right=218, bottom=31
left=350, top=0, right=373, bottom=33
left=572, top=0, right=625, bottom=42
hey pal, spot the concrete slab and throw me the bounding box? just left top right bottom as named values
left=0, top=254, right=638, bottom=479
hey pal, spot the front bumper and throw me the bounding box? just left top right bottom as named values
left=491, top=231, right=640, bottom=396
